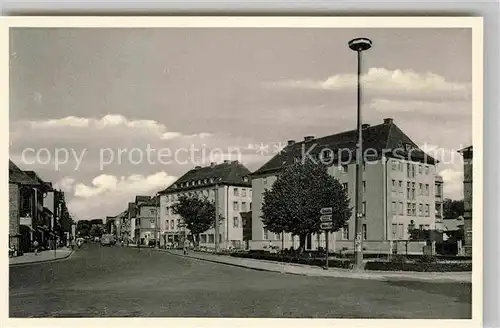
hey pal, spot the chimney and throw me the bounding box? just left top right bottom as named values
left=231, top=160, right=238, bottom=164
left=383, top=118, right=394, bottom=125
left=224, top=160, right=230, bottom=164
left=362, top=123, right=370, bottom=129
left=287, top=140, right=295, bottom=146
left=210, top=162, right=216, bottom=168
left=304, top=136, right=315, bottom=142
left=194, top=166, right=202, bottom=169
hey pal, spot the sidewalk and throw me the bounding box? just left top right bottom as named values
left=164, top=249, right=472, bottom=284
left=9, top=247, right=74, bottom=266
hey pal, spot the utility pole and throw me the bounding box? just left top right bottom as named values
left=348, top=37, right=372, bottom=270
left=214, top=183, right=219, bottom=253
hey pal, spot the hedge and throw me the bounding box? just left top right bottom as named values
left=230, top=252, right=353, bottom=269
left=365, top=261, right=472, bottom=272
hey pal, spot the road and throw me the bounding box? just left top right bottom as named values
left=9, top=243, right=472, bottom=318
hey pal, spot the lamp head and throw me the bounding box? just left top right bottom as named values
left=348, top=38, right=372, bottom=52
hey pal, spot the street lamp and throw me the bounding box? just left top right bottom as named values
left=348, top=37, right=372, bottom=269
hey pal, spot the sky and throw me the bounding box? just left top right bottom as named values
left=9, top=27, right=472, bottom=221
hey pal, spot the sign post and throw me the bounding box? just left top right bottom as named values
left=320, top=207, right=333, bottom=270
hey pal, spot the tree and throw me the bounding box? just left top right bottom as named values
left=76, top=220, right=91, bottom=237
left=90, top=219, right=103, bottom=226
left=443, top=198, right=464, bottom=219
left=89, top=224, right=105, bottom=238
left=171, top=194, right=220, bottom=248
left=261, top=159, right=352, bottom=251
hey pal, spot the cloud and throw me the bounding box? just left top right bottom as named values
left=369, top=98, right=471, bottom=118
left=439, top=168, right=464, bottom=198
left=54, top=177, right=76, bottom=193
left=263, top=68, right=471, bottom=100
left=68, top=171, right=177, bottom=219
left=26, top=114, right=212, bottom=141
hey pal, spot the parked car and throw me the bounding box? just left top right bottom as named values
left=100, top=234, right=116, bottom=246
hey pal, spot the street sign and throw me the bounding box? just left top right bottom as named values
left=320, top=222, right=333, bottom=230
left=320, top=215, right=332, bottom=222
left=320, top=207, right=333, bottom=215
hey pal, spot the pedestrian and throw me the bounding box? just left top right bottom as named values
left=33, top=239, right=39, bottom=256
left=183, top=238, right=189, bottom=255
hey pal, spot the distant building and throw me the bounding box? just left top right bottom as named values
left=158, top=160, right=252, bottom=249
left=458, top=145, right=473, bottom=256
left=250, top=118, right=441, bottom=252
left=134, top=196, right=159, bottom=245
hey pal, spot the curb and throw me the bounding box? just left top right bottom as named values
left=163, top=250, right=308, bottom=276
left=9, top=249, right=75, bottom=268
left=161, top=250, right=471, bottom=283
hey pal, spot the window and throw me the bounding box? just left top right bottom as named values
left=419, top=183, right=423, bottom=195
left=425, top=204, right=430, bottom=217
left=392, top=180, right=396, bottom=192
left=399, top=202, right=404, bottom=215
left=342, top=183, right=348, bottom=191
left=263, top=177, right=267, bottom=185
left=242, top=202, right=247, bottom=211
left=208, top=234, right=215, bottom=243
left=275, top=233, right=281, bottom=240
left=418, top=165, right=423, bottom=174
left=419, top=224, right=424, bottom=230
left=399, top=181, right=403, bottom=193
left=243, top=177, right=248, bottom=182
left=263, top=228, right=268, bottom=240
left=407, top=163, right=411, bottom=178
left=407, top=187, right=411, bottom=200
left=424, top=224, right=430, bottom=230
left=419, top=203, right=423, bottom=216
left=392, top=224, right=397, bottom=239
left=362, top=202, right=367, bottom=215
left=398, top=224, right=404, bottom=239
left=242, top=188, right=247, bottom=197
left=425, top=184, right=429, bottom=196
left=435, top=184, right=442, bottom=197
left=233, top=201, right=239, bottom=211
left=342, top=165, right=348, bottom=173
left=363, top=181, right=366, bottom=193
left=177, top=219, right=181, bottom=228
left=150, top=209, right=156, bottom=216
left=391, top=201, right=397, bottom=215
left=392, top=160, right=399, bottom=171
left=362, top=224, right=367, bottom=240
left=165, top=220, right=169, bottom=230
left=233, top=217, right=239, bottom=228
left=200, top=234, right=207, bottom=243
left=233, top=188, right=239, bottom=196
left=424, top=165, right=429, bottom=175
left=407, top=202, right=412, bottom=216
left=170, top=220, right=174, bottom=229
left=342, top=225, right=349, bottom=240
left=150, top=220, right=155, bottom=229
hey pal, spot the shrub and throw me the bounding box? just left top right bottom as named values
left=416, top=254, right=437, bottom=263
left=365, top=261, right=472, bottom=272
left=390, top=254, right=407, bottom=264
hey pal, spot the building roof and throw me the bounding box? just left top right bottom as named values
left=135, top=195, right=151, bottom=204
left=23, top=171, right=53, bottom=191
left=9, top=160, right=39, bottom=185
left=252, top=118, right=438, bottom=176
left=127, top=202, right=137, bottom=218
left=159, top=160, right=251, bottom=194
left=138, top=198, right=158, bottom=207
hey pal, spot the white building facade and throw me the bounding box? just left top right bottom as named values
left=159, top=160, right=252, bottom=249
left=250, top=118, right=443, bottom=254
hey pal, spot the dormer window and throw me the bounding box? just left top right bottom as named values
left=210, top=178, right=214, bottom=183
left=404, top=143, right=412, bottom=152
left=243, top=177, right=248, bottom=182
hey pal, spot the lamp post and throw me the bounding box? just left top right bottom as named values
left=348, top=37, right=372, bottom=269
left=214, top=183, right=219, bottom=253
left=155, top=193, right=159, bottom=249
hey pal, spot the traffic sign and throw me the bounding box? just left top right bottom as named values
left=320, top=222, right=333, bottom=230
left=320, top=207, right=332, bottom=215
left=320, top=215, right=332, bottom=222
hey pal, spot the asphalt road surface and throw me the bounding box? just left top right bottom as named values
left=10, top=243, right=472, bottom=318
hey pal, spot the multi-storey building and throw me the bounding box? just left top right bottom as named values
left=250, top=118, right=440, bottom=252
left=158, top=160, right=252, bottom=249
left=133, top=196, right=159, bottom=245
left=459, top=145, right=473, bottom=256
left=9, top=160, right=39, bottom=255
